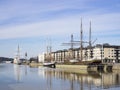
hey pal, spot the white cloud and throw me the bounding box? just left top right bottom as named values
left=0, top=0, right=120, bottom=58
left=0, top=0, right=95, bottom=23
left=0, top=11, right=120, bottom=40
left=0, top=17, right=78, bottom=39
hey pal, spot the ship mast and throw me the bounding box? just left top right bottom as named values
left=80, top=18, right=83, bottom=61
left=71, top=34, right=74, bottom=49
left=46, top=38, right=52, bottom=62
left=89, top=21, right=92, bottom=48
left=89, top=21, right=92, bottom=58
left=17, top=45, right=20, bottom=60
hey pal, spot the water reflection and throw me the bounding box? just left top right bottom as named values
left=1, top=64, right=120, bottom=90
left=101, top=70, right=120, bottom=89
left=13, top=65, right=21, bottom=82
left=24, top=64, right=28, bottom=75
left=38, top=67, right=120, bottom=90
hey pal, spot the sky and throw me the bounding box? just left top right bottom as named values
left=0, top=0, right=120, bottom=58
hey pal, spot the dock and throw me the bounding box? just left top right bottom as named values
left=56, top=64, right=113, bottom=72
left=27, top=62, right=120, bottom=72
left=87, top=64, right=113, bottom=72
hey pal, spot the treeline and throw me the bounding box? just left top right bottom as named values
left=0, top=57, right=39, bottom=63
left=0, top=57, right=13, bottom=62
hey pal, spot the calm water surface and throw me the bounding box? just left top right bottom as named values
left=0, top=63, right=120, bottom=90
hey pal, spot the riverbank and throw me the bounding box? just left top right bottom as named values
left=56, top=64, right=88, bottom=74
left=28, top=62, right=88, bottom=68
left=28, top=62, right=42, bottom=67
left=27, top=62, right=120, bottom=71
left=56, top=64, right=88, bottom=70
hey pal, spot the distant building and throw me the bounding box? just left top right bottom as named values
left=29, top=57, right=38, bottom=63
left=39, top=44, right=120, bottom=64
left=38, top=53, right=45, bottom=63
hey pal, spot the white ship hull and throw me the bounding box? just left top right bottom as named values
left=13, top=58, right=21, bottom=65
left=43, top=62, right=56, bottom=68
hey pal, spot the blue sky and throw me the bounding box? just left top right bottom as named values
left=0, top=0, right=120, bottom=58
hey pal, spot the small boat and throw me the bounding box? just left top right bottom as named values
left=43, top=62, right=56, bottom=68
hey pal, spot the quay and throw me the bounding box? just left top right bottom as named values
left=87, top=64, right=113, bottom=71
left=28, top=62, right=115, bottom=72
left=112, top=63, right=120, bottom=70
left=56, top=64, right=113, bottom=72
left=56, top=64, right=88, bottom=70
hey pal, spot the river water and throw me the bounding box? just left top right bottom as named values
left=0, top=63, right=120, bottom=90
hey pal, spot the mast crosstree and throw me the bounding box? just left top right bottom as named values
left=62, top=18, right=97, bottom=61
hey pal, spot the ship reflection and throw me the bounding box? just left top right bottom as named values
left=13, top=64, right=21, bottom=82
left=38, top=67, right=120, bottom=90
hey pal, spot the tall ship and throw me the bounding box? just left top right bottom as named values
left=13, top=45, right=21, bottom=65
left=43, top=40, right=56, bottom=68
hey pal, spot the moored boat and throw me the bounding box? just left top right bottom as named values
left=13, top=57, right=21, bottom=65
left=43, top=39, right=56, bottom=68
left=43, top=62, right=56, bottom=68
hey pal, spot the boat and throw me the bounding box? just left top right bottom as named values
left=43, top=62, right=56, bottom=68
left=43, top=40, right=56, bottom=68
left=13, top=45, right=21, bottom=65
left=13, top=57, right=21, bottom=65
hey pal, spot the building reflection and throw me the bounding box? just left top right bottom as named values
left=38, top=66, right=46, bottom=79
left=38, top=68, right=120, bottom=90
left=101, top=70, right=120, bottom=89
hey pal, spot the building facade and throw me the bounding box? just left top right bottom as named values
left=38, top=53, right=45, bottom=63
left=39, top=44, right=120, bottom=63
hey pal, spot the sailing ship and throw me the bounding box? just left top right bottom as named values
left=43, top=62, right=56, bottom=68
left=13, top=45, right=21, bottom=65
left=43, top=41, right=56, bottom=68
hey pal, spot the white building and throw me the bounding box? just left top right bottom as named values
left=93, top=47, right=102, bottom=60
left=92, top=44, right=120, bottom=63
left=38, top=53, right=45, bottom=63
left=39, top=44, right=120, bottom=63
